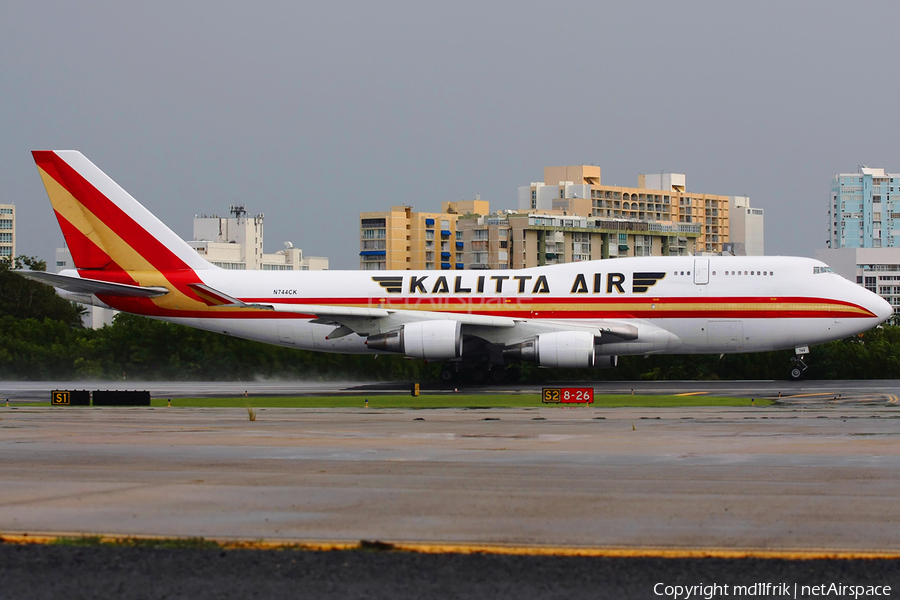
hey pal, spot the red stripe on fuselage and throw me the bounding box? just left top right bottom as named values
left=240, top=294, right=872, bottom=315
left=95, top=294, right=874, bottom=321
left=96, top=295, right=313, bottom=319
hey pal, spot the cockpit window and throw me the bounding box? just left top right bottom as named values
left=813, top=266, right=835, bottom=274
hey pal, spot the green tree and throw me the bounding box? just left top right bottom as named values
left=0, top=256, right=84, bottom=326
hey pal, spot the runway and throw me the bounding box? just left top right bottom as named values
left=3, top=378, right=900, bottom=405
left=1, top=404, right=899, bottom=551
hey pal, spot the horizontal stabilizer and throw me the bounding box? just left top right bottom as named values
left=15, top=270, right=169, bottom=298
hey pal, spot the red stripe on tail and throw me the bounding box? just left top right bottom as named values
left=33, top=151, right=195, bottom=274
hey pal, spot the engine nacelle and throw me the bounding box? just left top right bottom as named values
left=365, top=320, right=462, bottom=360
left=594, top=354, right=618, bottom=369
left=504, top=331, right=596, bottom=369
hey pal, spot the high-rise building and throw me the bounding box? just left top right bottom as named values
left=828, top=166, right=900, bottom=249
left=360, top=164, right=747, bottom=269
left=458, top=212, right=699, bottom=270
left=518, top=166, right=732, bottom=253
left=191, top=205, right=328, bottom=270
left=359, top=199, right=489, bottom=270
left=0, top=203, right=14, bottom=264
left=728, top=196, right=765, bottom=256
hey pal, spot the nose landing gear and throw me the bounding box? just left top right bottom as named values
left=789, top=346, right=810, bottom=380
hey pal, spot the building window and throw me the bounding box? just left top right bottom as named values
left=572, top=232, right=591, bottom=261
left=634, top=235, right=653, bottom=257
left=361, top=240, right=386, bottom=250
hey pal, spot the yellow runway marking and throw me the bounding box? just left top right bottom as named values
left=887, top=395, right=898, bottom=405
left=674, top=392, right=707, bottom=397
left=2, top=533, right=900, bottom=560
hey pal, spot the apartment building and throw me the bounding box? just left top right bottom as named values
left=0, top=203, right=14, bottom=264
left=359, top=199, right=489, bottom=270
left=518, top=166, right=731, bottom=253
left=458, top=212, right=699, bottom=270
left=359, top=164, right=744, bottom=270
left=828, top=166, right=900, bottom=249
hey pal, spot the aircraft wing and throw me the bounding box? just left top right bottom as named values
left=268, top=302, right=518, bottom=337
left=266, top=302, right=638, bottom=342
left=14, top=270, right=170, bottom=298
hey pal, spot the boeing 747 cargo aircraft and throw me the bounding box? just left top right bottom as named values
left=18, top=151, right=893, bottom=381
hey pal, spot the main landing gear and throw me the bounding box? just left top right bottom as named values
left=789, top=346, right=810, bottom=380
left=439, top=362, right=520, bottom=385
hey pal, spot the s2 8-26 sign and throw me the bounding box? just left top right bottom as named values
left=542, top=387, right=594, bottom=404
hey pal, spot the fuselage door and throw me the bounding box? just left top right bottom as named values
left=693, top=258, right=710, bottom=285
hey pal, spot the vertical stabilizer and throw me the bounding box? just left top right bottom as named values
left=32, top=150, right=213, bottom=274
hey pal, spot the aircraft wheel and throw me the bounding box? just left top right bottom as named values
left=471, top=367, right=488, bottom=384
left=789, top=366, right=804, bottom=380
left=490, top=369, right=507, bottom=384
left=439, top=365, right=457, bottom=384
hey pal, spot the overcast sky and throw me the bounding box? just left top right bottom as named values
left=3, top=1, right=899, bottom=268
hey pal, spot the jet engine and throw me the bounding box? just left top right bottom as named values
left=503, top=331, right=597, bottom=369
left=365, top=320, right=462, bottom=360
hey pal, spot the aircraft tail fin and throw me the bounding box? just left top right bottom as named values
left=32, top=150, right=213, bottom=275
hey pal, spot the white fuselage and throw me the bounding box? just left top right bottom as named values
left=134, top=255, right=891, bottom=357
